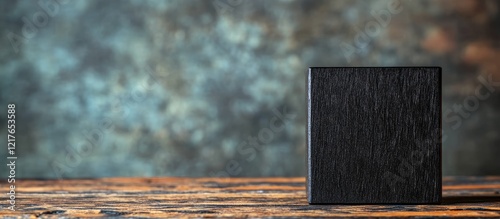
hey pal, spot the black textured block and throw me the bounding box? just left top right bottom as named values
left=307, top=67, right=442, bottom=204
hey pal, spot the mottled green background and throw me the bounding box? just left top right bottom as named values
left=1, top=0, right=499, bottom=178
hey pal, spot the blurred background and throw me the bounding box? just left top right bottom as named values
left=0, top=0, right=499, bottom=178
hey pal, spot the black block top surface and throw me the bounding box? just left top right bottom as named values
left=307, top=67, right=442, bottom=204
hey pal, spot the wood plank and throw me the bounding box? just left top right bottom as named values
left=0, top=177, right=499, bottom=218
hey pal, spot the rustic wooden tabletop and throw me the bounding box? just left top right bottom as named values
left=1, top=176, right=499, bottom=218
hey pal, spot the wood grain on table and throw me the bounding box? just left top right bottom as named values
left=1, top=176, right=499, bottom=218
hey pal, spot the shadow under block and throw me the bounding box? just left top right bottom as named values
left=307, top=67, right=442, bottom=204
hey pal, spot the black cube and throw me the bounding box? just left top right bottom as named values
left=307, top=67, right=441, bottom=204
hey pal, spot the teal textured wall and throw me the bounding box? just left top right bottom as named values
left=1, top=0, right=499, bottom=178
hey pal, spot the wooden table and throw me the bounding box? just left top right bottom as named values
left=1, top=176, right=499, bottom=218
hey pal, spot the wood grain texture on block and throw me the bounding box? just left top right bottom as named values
left=307, top=67, right=442, bottom=204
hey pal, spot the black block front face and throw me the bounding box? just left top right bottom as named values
left=307, top=67, right=441, bottom=204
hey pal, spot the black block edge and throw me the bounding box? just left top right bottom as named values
left=306, top=68, right=312, bottom=203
